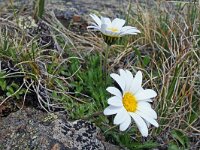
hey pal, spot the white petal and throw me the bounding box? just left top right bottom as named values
left=119, top=69, right=127, bottom=77
left=119, top=114, right=131, bottom=131
left=108, top=96, right=123, bottom=107
left=120, top=29, right=141, bottom=36
left=137, top=101, right=151, bottom=108
left=114, top=108, right=128, bottom=125
left=100, top=24, right=107, bottom=34
left=87, top=25, right=100, bottom=31
left=103, top=106, right=122, bottom=115
left=137, top=102, right=157, bottom=119
left=91, top=22, right=99, bottom=26
left=139, top=99, right=153, bottom=102
left=136, top=111, right=159, bottom=127
left=110, top=73, right=125, bottom=92
left=106, top=87, right=122, bottom=98
left=129, top=113, right=148, bottom=137
left=111, top=18, right=125, bottom=30
left=135, top=89, right=157, bottom=101
left=120, top=26, right=141, bottom=34
left=90, top=14, right=101, bottom=27
left=130, top=71, right=143, bottom=94
left=125, top=70, right=134, bottom=82
left=119, top=69, right=130, bottom=92
left=121, top=26, right=136, bottom=31
left=124, top=70, right=134, bottom=91
left=101, top=17, right=111, bottom=26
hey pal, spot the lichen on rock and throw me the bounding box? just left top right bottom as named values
left=0, top=107, right=119, bottom=150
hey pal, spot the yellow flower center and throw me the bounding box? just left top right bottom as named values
left=122, top=92, right=138, bottom=112
left=107, top=27, right=119, bottom=32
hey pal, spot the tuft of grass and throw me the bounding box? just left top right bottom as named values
left=121, top=1, right=200, bottom=149
left=0, top=14, right=77, bottom=112
left=33, top=0, right=45, bottom=21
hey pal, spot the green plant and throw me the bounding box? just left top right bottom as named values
left=0, top=71, right=7, bottom=91
left=169, top=129, right=189, bottom=150
left=55, top=53, right=111, bottom=119
left=33, top=0, right=45, bottom=21
left=103, top=128, right=158, bottom=150
left=0, top=71, right=26, bottom=101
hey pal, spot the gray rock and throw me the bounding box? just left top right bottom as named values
left=0, top=107, right=120, bottom=150
left=52, top=119, right=104, bottom=149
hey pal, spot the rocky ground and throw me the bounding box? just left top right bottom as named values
left=0, top=107, right=120, bottom=150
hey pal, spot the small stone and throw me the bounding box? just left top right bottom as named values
left=73, top=15, right=81, bottom=22
left=51, top=143, right=61, bottom=150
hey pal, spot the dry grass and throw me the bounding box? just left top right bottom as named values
left=118, top=1, right=200, bottom=148
left=67, top=0, right=200, bottom=148
left=46, top=1, right=200, bottom=148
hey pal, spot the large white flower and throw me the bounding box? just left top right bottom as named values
left=87, top=14, right=141, bottom=37
left=103, top=69, right=158, bottom=137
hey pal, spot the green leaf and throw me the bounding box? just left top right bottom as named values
left=171, top=129, right=189, bottom=148
left=7, top=86, right=14, bottom=94
left=168, top=142, right=179, bottom=150
left=134, top=47, right=141, bottom=58
left=143, top=55, right=150, bottom=66
left=34, top=0, right=45, bottom=20
left=133, top=141, right=158, bottom=149
left=6, top=92, right=11, bottom=97
left=0, top=79, right=7, bottom=91
left=189, top=111, right=199, bottom=124
left=166, top=62, right=183, bottom=100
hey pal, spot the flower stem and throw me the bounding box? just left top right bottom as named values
left=103, top=44, right=110, bottom=85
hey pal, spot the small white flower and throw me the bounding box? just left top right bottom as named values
left=87, top=14, right=140, bottom=37
left=104, top=69, right=158, bottom=137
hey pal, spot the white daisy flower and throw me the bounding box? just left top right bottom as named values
left=103, top=69, right=159, bottom=137
left=87, top=14, right=141, bottom=37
